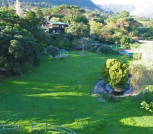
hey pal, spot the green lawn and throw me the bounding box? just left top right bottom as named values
left=0, top=51, right=153, bottom=134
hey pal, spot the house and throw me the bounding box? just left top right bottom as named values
left=42, top=21, right=68, bottom=34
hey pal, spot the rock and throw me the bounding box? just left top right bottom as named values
left=123, top=86, right=133, bottom=95
left=105, top=84, right=113, bottom=94
left=93, top=78, right=105, bottom=95
left=143, top=87, right=149, bottom=94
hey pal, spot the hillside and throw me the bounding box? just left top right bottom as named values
left=97, top=4, right=134, bottom=14
left=13, top=0, right=103, bottom=11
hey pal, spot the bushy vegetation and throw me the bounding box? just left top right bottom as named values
left=133, top=53, right=142, bottom=60
left=46, top=45, right=59, bottom=60
left=120, top=35, right=131, bottom=48
left=89, top=11, right=141, bottom=44
left=140, top=101, right=153, bottom=113
left=130, top=64, right=153, bottom=92
left=99, top=45, right=119, bottom=55
left=0, top=8, right=48, bottom=75
left=102, top=59, right=129, bottom=88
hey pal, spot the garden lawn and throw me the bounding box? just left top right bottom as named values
left=0, top=51, right=153, bottom=134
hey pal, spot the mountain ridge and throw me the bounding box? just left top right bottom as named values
left=13, top=0, right=103, bottom=11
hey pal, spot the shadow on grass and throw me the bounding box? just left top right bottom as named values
left=0, top=52, right=152, bottom=134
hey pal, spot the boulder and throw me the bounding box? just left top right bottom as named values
left=123, top=86, right=133, bottom=95
left=105, top=84, right=114, bottom=94
left=93, top=78, right=105, bottom=95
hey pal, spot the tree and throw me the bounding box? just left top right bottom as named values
left=74, top=37, right=91, bottom=50
left=46, top=45, right=59, bottom=60
left=0, top=27, right=39, bottom=75
left=25, top=11, right=41, bottom=27
left=51, top=5, right=85, bottom=23
left=120, top=36, right=131, bottom=48
left=73, top=15, right=89, bottom=24
left=66, top=22, right=89, bottom=38
left=89, top=20, right=103, bottom=35
left=102, top=59, right=129, bottom=89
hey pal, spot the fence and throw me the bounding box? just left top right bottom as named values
left=0, top=124, right=20, bottom=133
left=31, top=123, right=77, bottom=134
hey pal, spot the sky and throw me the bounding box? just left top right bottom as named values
left=91, top=0, right=153, bottom=17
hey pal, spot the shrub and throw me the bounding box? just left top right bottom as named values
left=140, top=101, right=153, bottom=112
left=46, top=45, right=59, bottom=60
left=74, top=37, right=91, bottom=50
left=135, top=92, right=153, bottom=104
left=133, top=53, right=142, bottom=60
left=130, top=64, right=153, bottom=92
left=102, top=59, right=129, bottom=88
left=99, top=45, right=119, bottom=55
left=90, top=46, right=97, bottom=53
left=129, top=43, right=140, bottom=49
left=120, top=36, right=131, bottom=48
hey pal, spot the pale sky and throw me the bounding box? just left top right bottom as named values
left=91, top=0, right=153, bottom=17
left=91, top=0, right=153, bottom=6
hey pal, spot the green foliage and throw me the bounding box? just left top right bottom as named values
left=0, top=7, right=52, bottom=75
left=140, top=101, right=153, bottom=112
left=89, top=20, right=103, bottom=36
left=133, top=53, right=142, bottom=60
left=46, top=45, right=59, bottom=59
left=90, top=46, right=97, bottom=52
left=129, top=43, right=140, bottom=49
left=135, top=92, right=153, bottom=104
left=25, top=11, right=42, bottom=27
left=99, top=45, right=119, bottom=55
left=73, top=37, right=91, bottom=50
left=73, top=15, right=89, bottom=24
left=120, top=36, right=131, bottom=48
left=0, top=27, right=39, bottom=75
left=130, top=64, right=153, bottom=92
left=50, top=34, right=75, bottom=50
left=66, top=22, right=89, bottom=38
left=47, top=5, right=85, bottom=23
left=102, top=59, right=129, bottom=88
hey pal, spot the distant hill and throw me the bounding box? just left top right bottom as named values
left=97, top=4, right=134, bottom=14
left=12, top=0, right=103, bottom=11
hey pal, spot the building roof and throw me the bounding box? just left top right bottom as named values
left=47, top=21, right=68, bottom=25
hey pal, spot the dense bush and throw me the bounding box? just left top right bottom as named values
left=133, top=53, right=142, bottom=60
left=50, top=34, right=75, bottom=50
left=0, top=27, right=39, bottom=75
left=140, top=101, right=153, bottom=112
left=102, top=59, right=129, bottom=88
left=99, top=45, right=119, bottom=55
left=73, top=37, right=91, bottom=50
left=90, top=46, right=97, bottom=53
left=135, top=92, right=153, bottom=104
left=130, top=64, right=153, bottom=92
left=120, top=36, right=131, bottom=48
left=46, top=45, right=59, bottom=60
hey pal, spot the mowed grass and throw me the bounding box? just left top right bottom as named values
left=0, top=51, right=153, bottom=134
